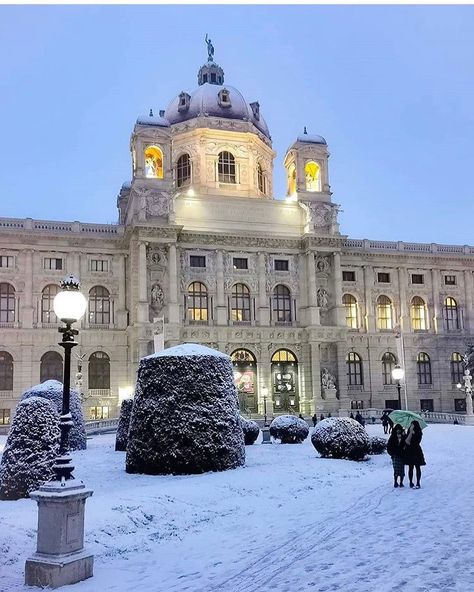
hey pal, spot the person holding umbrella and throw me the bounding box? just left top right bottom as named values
left=389, top=410, right=427, bottom=489
left=387, top=425, right=406, bottom=488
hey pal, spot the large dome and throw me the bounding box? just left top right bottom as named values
left=165, top=83, right=270, bottom=139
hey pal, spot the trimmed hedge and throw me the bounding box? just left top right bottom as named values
left=269, top=415, right=309, bottom=444
left=311, top=417, right=369, bottom=460
left=241, top=418, right=259, bottom=445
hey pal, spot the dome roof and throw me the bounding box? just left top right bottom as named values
left=165, top=83, right=270, bottom=139
left=296, top=133, right=327, bottom=145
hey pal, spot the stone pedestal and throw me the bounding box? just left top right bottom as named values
left=464, top=414, right=474, bottom=426
left=261, top=427, right=272, bottom=444
left=25, top=480, right=93, bottom=589
left=322, top=387, right=338, bottom=414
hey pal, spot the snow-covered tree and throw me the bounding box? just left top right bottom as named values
left=241, top=418, right=259, bottom=445
left=126, top=344, right=245, bottom=475
left=0, top=397, right=60, bottom=500
left=115, top=399, right=133, bottom=452
left=269, top=415, right=309, bottom=443
left=21, top=379, right=86, bottom=450
left=311, top=417, right=369, bottom=460
left=367, top=436, right=387, bottom=455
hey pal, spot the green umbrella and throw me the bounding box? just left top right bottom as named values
left=388, top=410, right=428, bottom=430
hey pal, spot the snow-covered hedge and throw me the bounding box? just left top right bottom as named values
left=0, top=397, right=60, bottom=500
left=126, top=344, right=245, bottom=475
left=21, top=380, right=86, bottom=450
left=241, top=418, right=259, bottom=445
left=367, top=436, right=387, bottom=455
left=269, top=415, right=309, bottom=444
left=311, top=417, right=369, bottom=460
left=115, top=399, right=133, bottom=452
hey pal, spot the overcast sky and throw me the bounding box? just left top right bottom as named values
left=1, top=5, right=473, bottom=244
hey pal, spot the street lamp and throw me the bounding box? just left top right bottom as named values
left=262, top=385, right=269, bottom=427
left=392, top=364, right=405, bottom=410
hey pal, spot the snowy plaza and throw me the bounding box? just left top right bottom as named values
left=1, top=423, right=473, bottom=592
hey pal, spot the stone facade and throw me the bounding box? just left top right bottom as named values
left=0, top=53, right=473, bottom=422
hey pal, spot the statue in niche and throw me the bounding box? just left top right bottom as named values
left=321, top=368, right=336, bottom=391
left=151, top=284, right=164, bottom=310
left=317, top=288, right=329, bottom=308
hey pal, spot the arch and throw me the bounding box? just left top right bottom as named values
left=187, top=281, right=208, bottom=322
left=218, top=151, right=236, bottom=184
left=41, top=284, right=60, bottom=324
left=416, top=352, right=432, bottom=385
left=144, top=145, right=164, bottom=179
left=305, top=161, right=321, bottom=192
left=88, top=351, right=110, bottom=390
left=411, top=296, right=427, bottom=331
left=271, top=349, right=297, bottom=363
left=272, top=284, right=292, bottom=323
left=89, top=286, right=110, bottom=325
left=271, top=349, right=299, bottom=411
left=231, top=349, right=258, bottom=412
left=342, top=293, right=358, bottom=329
left=0, top=283, right=15, bottom=323
left=444, top=296, right=459, bottom=330
left=231, top=283, right=251, bottom=322
left=257, top=162, right=266, bottom=194
left=381, top=352, right=397, bottom=385
left=0, top=351, right=13, bottom=391
left=347, top=352, right=363, bottom=385
left=40, top=351, right=63, bottom=383
left=176, top=153, right=191, bottom=188
left=376, top=295, right=393, bottom=330
left=287, top=163, right=297, bottom=196
left=450, top=352, right=463, bottom=384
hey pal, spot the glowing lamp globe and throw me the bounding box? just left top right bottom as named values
left=53, top=275, right=88, bottom=322
left=392, top=365, right=405, bottom=382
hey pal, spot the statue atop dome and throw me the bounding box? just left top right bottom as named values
left=205, top=34, right=214, bottom=62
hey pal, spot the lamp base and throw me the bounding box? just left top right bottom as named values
left=261, top=427, right=272, bottom=444
left=25, top=549, right=93, bottom=589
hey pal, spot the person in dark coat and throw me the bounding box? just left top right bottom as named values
left=312, top=413, right=317, bottom=427
left=298, top=413, right=305, bottom=421
left=381, top=412, right=390, bottom=434
left=354, top=411, right=365, bottom=426
left=404, top=420, right=426, bottom=489
left=387, top=426, right=406, bottom=488
left=387, top=416, right=394, bottom=434
left=349, top=412, right=354, bottom=419
left=320, top=413, right=325, bottom=421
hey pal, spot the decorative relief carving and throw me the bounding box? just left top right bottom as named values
left=300, top=202, right=340, bottom=233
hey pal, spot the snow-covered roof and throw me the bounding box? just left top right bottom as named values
left=145, top=343, right=229, bottom=359
left=136, top=115, right=170, bottom=128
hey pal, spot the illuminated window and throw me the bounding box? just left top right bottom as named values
left=0, top=283, right=15, bottom=323
left=450, top=352, right=463, bottom=384
left=305, top=161, right=321, bottom=192
left=40, top=351, right=63, bottom=383
left=89, top=286, right=110, bottom=325
left=376, top=295, right=393, bottom=330
left=218, top=151, right=236, bottom=184
left=144, top=145, right=164, bottom=179
left=0, top=409, right=10, bottom=425
left=0, top=351, right=13, bottom=391
left=176, top=153, right=191, bottom=188
left=411, top=296, right=427, bottom=331
left=382, top=352, right=397, bottom=385
left=257, top=163, right=266, bottom=194
left=271, top=349, right=297, bottom=363
left=231, top=349, right=257, bottom=413
left=41, top=284, right=59, bottom=324
left=231, top=283, right=251, bottom=322
left=273, top=284, right=292, bottom=323
left=417, top=352, right=432, bottom=385
left=287, top=164, right=297, bottom=196
left=444, top=297, right=459, bottom=331
left=89, top=406, right=109, bottom=420
left=89, top=352, right=110, bottom=389
left=347, top=352, right=363, bottom=386
left=187, top=281, right=208, bottom=322
left=342, top=294, right=358, bottom=329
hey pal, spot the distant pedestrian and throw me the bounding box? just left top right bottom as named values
left=355, top=411, right=365, bottom=427
left=320, top=413, right=325, bottom=421
left=387, top=416, right=394, bottom=434
left=312, top=413, right=317, bottom=427
left=349, top=412, right=354, bottom=419
left=328, top=412, right=332, bottom=418
left=387, top=426, right=406, bottom=488
left=381, top=412, right=390, bottom=434
left=404, top=420, right=426, bottom=489
left=298, top=413, right=305, bottom=421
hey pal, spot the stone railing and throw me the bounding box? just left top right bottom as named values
left=85, top=418, right=119, bottom=434
left=343, top=239, right=474, bottom=255
left=358, top=408, right=467, bottom=425
left=0, top=217, right=124, bottom=237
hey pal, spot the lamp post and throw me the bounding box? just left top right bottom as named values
left=392, top=364, right=405, bottom=410
left=261, top=385, right=271, bottom=443
left=25, top=276, right=94, bottom=588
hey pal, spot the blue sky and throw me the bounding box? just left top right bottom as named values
left=1, top=5, right=473, bottom=244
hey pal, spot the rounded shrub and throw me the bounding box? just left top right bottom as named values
left=311, top=417, right=369, bottom=461
left=115, top=399, right=134, bottom=452
left=269, top=415, right=309, bottom=444
left=241, top=418, right=259, bottom=445
left=367, top=435, right=387, bottom=455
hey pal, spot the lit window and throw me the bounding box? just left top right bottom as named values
left=273, top=285, right=292, bottom=323
left=417, top=352, right=432, bottom=385
left=347, top=352, right=363, bottom=386
left=444, top=297, right=459, bottom=331
left=287, top=164, right=296, bottom=196
left=176, top=153, right=191, bottom=188
left=0, top=283, right=15, bottom=323
left=411, top=296, right=427, bottom=331
left=43, top=258, right=63, bottom=270
left=305, top=161, right=321, bottom=192
left=231, top=283, right=251, bottom=322
left=89, top=286, right=110, bottom=325
left=376, top=295, right=392, bottom=330
left=89, top=352, right=110, bottom=389
left=382, top=352, right=397, bottom=385
left=450, top=352, right=463, bottom=384
left=0, top=351, right=13, bottom=391
left=89, top=406, right=109, bottom=420
left=90, top=260, right=108, bottom=272
left=342, top=294, right=358, bottom=329
left=233, top=258, right=248, bottom=270
left=144, top=146, right=164, bottom=179
left=0, top=408, right=10, bottom=425
left=218, top=151, right=236, bottom=184
left=187, top=282, right=208, bottom=322
left=257, top=163, right=266, bottom=194
left=41, top=284, right=59, bottom=324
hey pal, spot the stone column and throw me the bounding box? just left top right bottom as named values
left=216, top=250, right=227, bottom=325
left=21, top=249, right=34, bottom=328
left=310, top=342, right=322, bottom=413
left=259, top=346, right=273, bottom=416
left=116, top=254, right=128, bottom=329
left=333, top=251, right=345, bottom=326
left=306, top=251, right=320, bottom=325
left=464, top=270, right=473, bottom=332
left=398, top=267, right=409, bottom=331
left=137, top=241, right=148, bottom=323
left=258, top=252, right=270, bottom=325
left=432, top=268, right=441, bottom=333
left=363, top=266, right=375, bottom=332
left=168, top=244, right=180, bottom=324
left=336, top=341, right=351, bottom=411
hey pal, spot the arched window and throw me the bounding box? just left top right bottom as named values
left=257, top=163, right=266, bottom=194
left=0, top=283, right=15, bottom=323
left=271, top=349, right=299, bottom=411
left=218, top=151, right=236, bottom=184
left=411, top=297, right=427, bottom=331
left=451, top=352, right=463, bottom=384
left=41, top=284, right=59, bottom=324
left=187, top=281, right=208, bottom=322
left=231, top=283, right=251, bottom=322
left=305, top=161, right=321, bottom=192
left=88, top=351, right=110, bottom=390
left=382, top=352, right=397, bottom=385
left=342, top=294, right=358, bottom=329
left=417, top=352, right=432, bottom=385
left=273, top=284, right=292, bottom=323
left=0, top=351, right=13, bottom=391
left=89, top=286, right=110, bottom=325
left=231, top=349, right=257, bottom=412
left=376, top=295, right=393, bottom=330
left=347, top=352, right=363, bottom=386
left=444, top=297, right=459, bottom=331
left=40, top=351, right=63, bottom=383
left=144, top=145, right=164, bottom=179
left=176, top=153, right=191, bottom=188
left=287, top=163, right=297, bottom=196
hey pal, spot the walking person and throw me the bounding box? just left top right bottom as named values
left=404, top=420, right=426, bottom=489
left=355, top=411, right=365, bottom=427
left=311, top=413, right=317, bottom=427
left=381, top=412, right=389, bottom=434
left=387, top=426, right=406, bottom=488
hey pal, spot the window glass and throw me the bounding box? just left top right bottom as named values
left=190, top=255, right=206, bottom=268
left=218, top=151, right=236, bottom=184
left=274, top=259, right=289, bottom=271
left=144, top=146, right=164, bottom=179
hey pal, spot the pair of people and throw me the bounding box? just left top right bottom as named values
left=381, top=412, right=393, bottom=434
left=387, top=420, right=426, bottom=489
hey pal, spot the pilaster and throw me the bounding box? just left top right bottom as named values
left=258, top=252, right=270, bottom=325
left=306, top=251, right=320, bottom=325
left=168, top=244, right=180, bottom=324
left=21, top=249, right=34, bottom=328
left=464, top=270, right=473, bottom=332
left=363, top=265, right=375, bottom=332
left=137, top=241, right=148, bottom=323
left=216, top=250, right=227, bottom=324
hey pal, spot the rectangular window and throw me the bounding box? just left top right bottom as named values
left=350, top=400, right=364, bottom=410
left=233, top=258, right=248, bottom=270
left=377, top=272, right=390, bottom=283
left=89, top=406, right=109, bottom=420
left=274, top=259, right=289, bottom=272
left=0, top=256, right=13, bottom=268
left=385, top=399, right=401, bottom=411
left=0, top=409, right=10, bottom=425
left=445, top=275, right=456, bottom=286
left=43, top=257, right=63, bottom=270
left=411, top=274, right=424, bottom=285
left=420, top=399, right=434, bottom=412
left=90, top=259, right=109, bottom=272
left=190, top=255, right=206, bottom=268
left=454, top=398, right=466, bottom=412
left=342, top=270, right=356, bottom=282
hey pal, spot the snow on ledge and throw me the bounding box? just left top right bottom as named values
left=144, top=343, right=229, bottom=359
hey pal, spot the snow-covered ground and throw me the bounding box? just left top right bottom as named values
left=1, top=424, right=473, bottom=592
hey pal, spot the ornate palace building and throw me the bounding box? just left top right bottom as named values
left=1, top=44, right=473, bottom=423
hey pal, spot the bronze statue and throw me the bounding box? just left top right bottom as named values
left=205, top=34, right=214, bottom=61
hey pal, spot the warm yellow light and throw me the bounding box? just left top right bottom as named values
left=144, top=146, right=164, bottom=179
left=187, top=188, right=195, bottom=197
left=392, top=365, right=405, bottom=381
left=305, top=161, right=321, bottom=192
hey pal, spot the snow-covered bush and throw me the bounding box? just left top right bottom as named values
left=241, top=418, right=259, bottom=445
left=0, top=397, right=60, bottom=500
left=115, top=399, right=133, bottom=452
left=367, top=436, right=387, bottom=455
left=311, top=417, right=369, bottom=461
left=126, top=343, right=245, bottom=475
left=269, top=415, right=309, bottom=444
left=21, top=379, right=86, bottom=450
